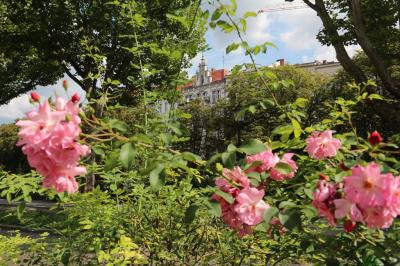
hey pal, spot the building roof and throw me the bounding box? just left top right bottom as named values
left=211, top=69, right=229, bottom=82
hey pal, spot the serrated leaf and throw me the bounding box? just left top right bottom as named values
left=226, top=43, right=240, bottom=54
left=275, top=162, right=292, bottom=174
left=279, top=208, right=301, bottom=231
left=149, top=164, right=165, bottom=191
left=105, top=151, right=120, bottom=171
left=263, top=207, right=278, bottom=224
left=243, top=11, right=257, bottom=18
left=205, top=200, right=221, bottom=217
left=215, top=190, right=234, bottom=204
left=184, top=204, right=199, bottom=224
left=238, top=139, right=266, bottom=155
left=120, top=143, right=136, bottom=169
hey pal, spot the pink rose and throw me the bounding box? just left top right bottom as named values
left=222, top=166, right=250, bottom=188
left=246, top=150, right=279, bottom=173
left=234, top=187, right=270, bottom=226
left=16, top=96, right=90, bottom=194
left=269, top=153, right=298, bottom=181
left=344, top=163, right=394, bottom=208
left=305, top=130, right=341, bottom=160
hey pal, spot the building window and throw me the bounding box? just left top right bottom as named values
left=203, top=92, right=210, bottom=104
left=211, top=90, right=218, bottom=104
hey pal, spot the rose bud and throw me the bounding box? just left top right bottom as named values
left=319, top=174, right=329, bottom=181
left=368, top=131, right=382, bottom=145
left=344, top=220, right=356, bottom=233
left=71, top=93, right=80, bottom=103
left=339, top=162, right=350, bottom=171
left=30, top=92, right=40, bottom=102
left=62, top=80, right=68, bottom=90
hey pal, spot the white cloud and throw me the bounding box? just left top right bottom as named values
left=0, top=75, right=85, bottom=124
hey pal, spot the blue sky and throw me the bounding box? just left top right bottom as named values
left=0, top=0, right=358, bottom=124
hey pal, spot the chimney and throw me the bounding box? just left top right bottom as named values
left=276, top=59, right=285, bottom=66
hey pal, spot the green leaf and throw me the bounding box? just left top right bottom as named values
left=263, top=207, right=278, bottom=224
left=109, top=119, right=129, bottom=133
left=168, top=121, right=188, bottom=136
left=149, top=164, right=165, bottom=191
left=226, top=43, right=240, bottom=54
left=16, top=202, right=25, bottom=220
left=274, top=162, right=293, bottom=174
left=181, top=152, right=201, bottom=162
left=217, top=20, right=233, bottom=33
left=291, top=118, right=302, bottom=139
left=215, top=190, right=234, bottom=204
left=211, top=8, right=223, bottom=21
left=221, top=151, right=236, bottom=168
left=279, top=208, right=301, bottom=231
left=227, top=144, right=237, bottom=152
left=238, top=139, right=266, bottom=155
left=205, top=200, right=221, bottom=217
left=184, top=204, right=199, bottom=224
left=105, top=151, right=120, bottom=171
left=119, top=143, right=136, bottom=169
left=243, top=11, right=257, bottom=18
left=92, top=146, right=105, bottom=157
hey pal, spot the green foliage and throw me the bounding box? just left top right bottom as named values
left=0, top=123, right=29, bottom=173
left=0, top=0, right=207, bottom=104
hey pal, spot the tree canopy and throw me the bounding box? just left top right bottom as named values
left=0, top=0, right=206, bottom=105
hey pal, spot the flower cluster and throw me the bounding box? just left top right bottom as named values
left=16, top=94, right=90, bottom=194
left=212, top=150, right=297, bottom=236
left=313, top=163, right=400, bottom=230
left=246, top=150, right=298, bottom=181
left=212, top=167, right=269, bottom=236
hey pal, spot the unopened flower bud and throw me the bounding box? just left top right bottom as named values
left=369, top=131, right=382, bottom=145
left=71, top=93, right=80, bottom=103
left=339, top=162, right=350, bottom=171
left=62, top=80, right=68, bottom=90
left=319, top=174, right=329, bottom=181
left=30, top=92, right=40, bottom=102
left=344, top=220, right=356, bottom=233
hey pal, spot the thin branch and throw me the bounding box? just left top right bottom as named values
left=62, top=64, right=86, bottom=90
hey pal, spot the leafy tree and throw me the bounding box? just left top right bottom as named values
left=301, top=0, right=400, bottom=124
left=0, top=0, right=206, bottom=105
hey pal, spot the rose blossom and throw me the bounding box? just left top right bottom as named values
left=246, top=150, right=279, bottom=173
left=222, top=166, right=250, bottom=188
left=234, top=187, right=270, bottom=226
left=16, top=95, right=90, bottom=194
left=269, top=153, right=298, bottom=181
left=312, top=180, right=336, bottom=226
left=305, top=130, right=341, bottom=160
left=333, top=199, right=363, bottom=222
left=344, top=163, right=393, bottom=208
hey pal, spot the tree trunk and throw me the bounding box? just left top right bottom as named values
left=350, top=0, right=400, bottom=100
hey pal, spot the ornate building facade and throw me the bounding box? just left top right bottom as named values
left=158, top=57, right=342, bottom=113
left=158, top=56, right=229, bottom=113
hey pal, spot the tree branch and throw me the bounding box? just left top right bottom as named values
left=61, top=64, right=86, bottom=91
left=350, top=0, right=400, bottom=100
left=304, top=0, right=366, bottom=84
